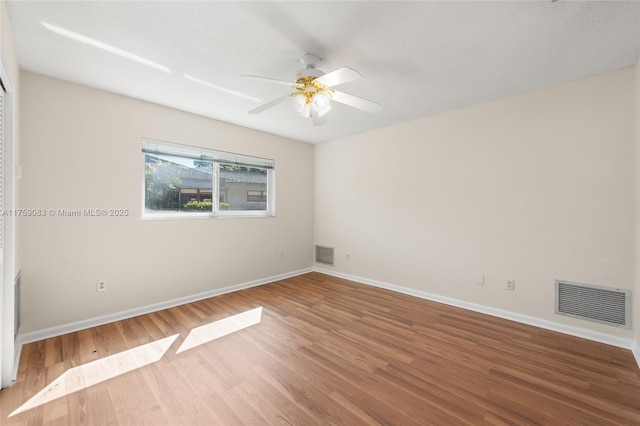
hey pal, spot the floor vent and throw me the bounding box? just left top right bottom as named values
left=315, top=245, right=334, bottom=266
left=14, top=272, right=21, bottom=339
left=555, top=280, right=631, bottom=329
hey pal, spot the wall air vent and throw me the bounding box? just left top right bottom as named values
left=555, top=280, right=631, bottom=329
left=315, top=245, right=334, bottom=266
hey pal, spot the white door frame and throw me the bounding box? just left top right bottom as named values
left=1, top=53, right=16, bottom=389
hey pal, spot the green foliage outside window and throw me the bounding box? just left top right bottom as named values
left=145, top=160, right=182, bottom=210
left=182, top=200, right=213, bottom=211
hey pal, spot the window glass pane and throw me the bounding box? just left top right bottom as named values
left=219, top=165, right=268, bottom=211
left=142, top=139, right=274, bottom=218
left=145, top=154, right=213, bottom=214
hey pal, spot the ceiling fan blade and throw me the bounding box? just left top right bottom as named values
left=312, top=114, right=327, bottom=126
left=314, top=67, right=362, bottom=88
left=331, top=90, right=382, bottom=114
left=248, top=95, right=291, bottom=114
left=241, top=75, right=296, bottom=87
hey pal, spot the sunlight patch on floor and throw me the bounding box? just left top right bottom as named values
left=10, top=307, right=264, bottom=417
left=176, top=306, right=263, bottom=354
left=10, top=334, right=179, bottom=417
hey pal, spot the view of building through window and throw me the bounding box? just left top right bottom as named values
left=142, top=142, right=273, bottom=218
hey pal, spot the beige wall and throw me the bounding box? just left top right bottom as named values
left=13, top=51, right=640, bottom=344
left=19, top=71, right=314, bottom=333
left=315, top=67, right=636, bottom=339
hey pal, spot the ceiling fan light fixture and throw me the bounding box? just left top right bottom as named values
left=301, top=102, right=311, bottom=118
left=291, top=94, right=306, bottom=113
left=313, top=93, right=329, bottom=108
left=311, top=93, right=332, bottom=117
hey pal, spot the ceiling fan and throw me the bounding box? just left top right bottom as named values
left=243, top=54, right=382, bottom=126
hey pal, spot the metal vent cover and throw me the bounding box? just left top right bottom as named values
left=555, top=280, right=631, bottom=329
left=315, top=245, right=334, bottom=266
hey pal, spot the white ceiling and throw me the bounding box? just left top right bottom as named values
left=6, top=1, right=640, bottom=144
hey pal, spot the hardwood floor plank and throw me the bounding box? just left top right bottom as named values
left=222, top=386, right=271, bottom=425
left=489, top=367, right=640, bottom=424
left=234, top=381, right=317, bottom=426
left=1, top=272, right=639, bottom=425
left=257, top=355, right=372, bottom=424
left=251, top=364, right=323, bottom=423
left=373, top=363, right=487, bottom=425
left=328, top=390, right=380, bottom=425
left=85, top=386, right=116, bottom=426
left=44, top=338, right=63, bottom=369
left=296, top=344, right=441, bottom=425
left=333, top=327, right=415, bottom=364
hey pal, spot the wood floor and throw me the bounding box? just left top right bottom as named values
left=1, top=272, right=639, bottom=425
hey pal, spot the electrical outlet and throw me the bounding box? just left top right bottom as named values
left=346, top=254, right=350, bottom=261
left=278, top=249, right=284, bottom=257
left=507, top=280, right=515, bottom=291
left=97, top=280, right=106, bottom=292
left=475, top=274, right=484, bottom=286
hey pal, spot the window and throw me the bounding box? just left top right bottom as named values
left=142, top=139, right=275, bottom=218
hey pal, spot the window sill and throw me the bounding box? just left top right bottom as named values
left=142, top=211, right=275, bottom=220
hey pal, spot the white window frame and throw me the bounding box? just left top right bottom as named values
left=141, top=139, right=275, bottom=220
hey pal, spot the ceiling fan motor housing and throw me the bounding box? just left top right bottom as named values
left=296, top=67, right=324, bottom=80
left=300, top=53, right=322, bottom=69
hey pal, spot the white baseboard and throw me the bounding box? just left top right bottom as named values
left=16, top=268, right=312, bottom=348
left=633, top=343, right=640, bottom=368
left=314, top=267, right=639, bottom=366
left=14, top=266, right=640, bottom=372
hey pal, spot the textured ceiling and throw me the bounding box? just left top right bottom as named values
left=6, top=1, right=640, bottom=144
